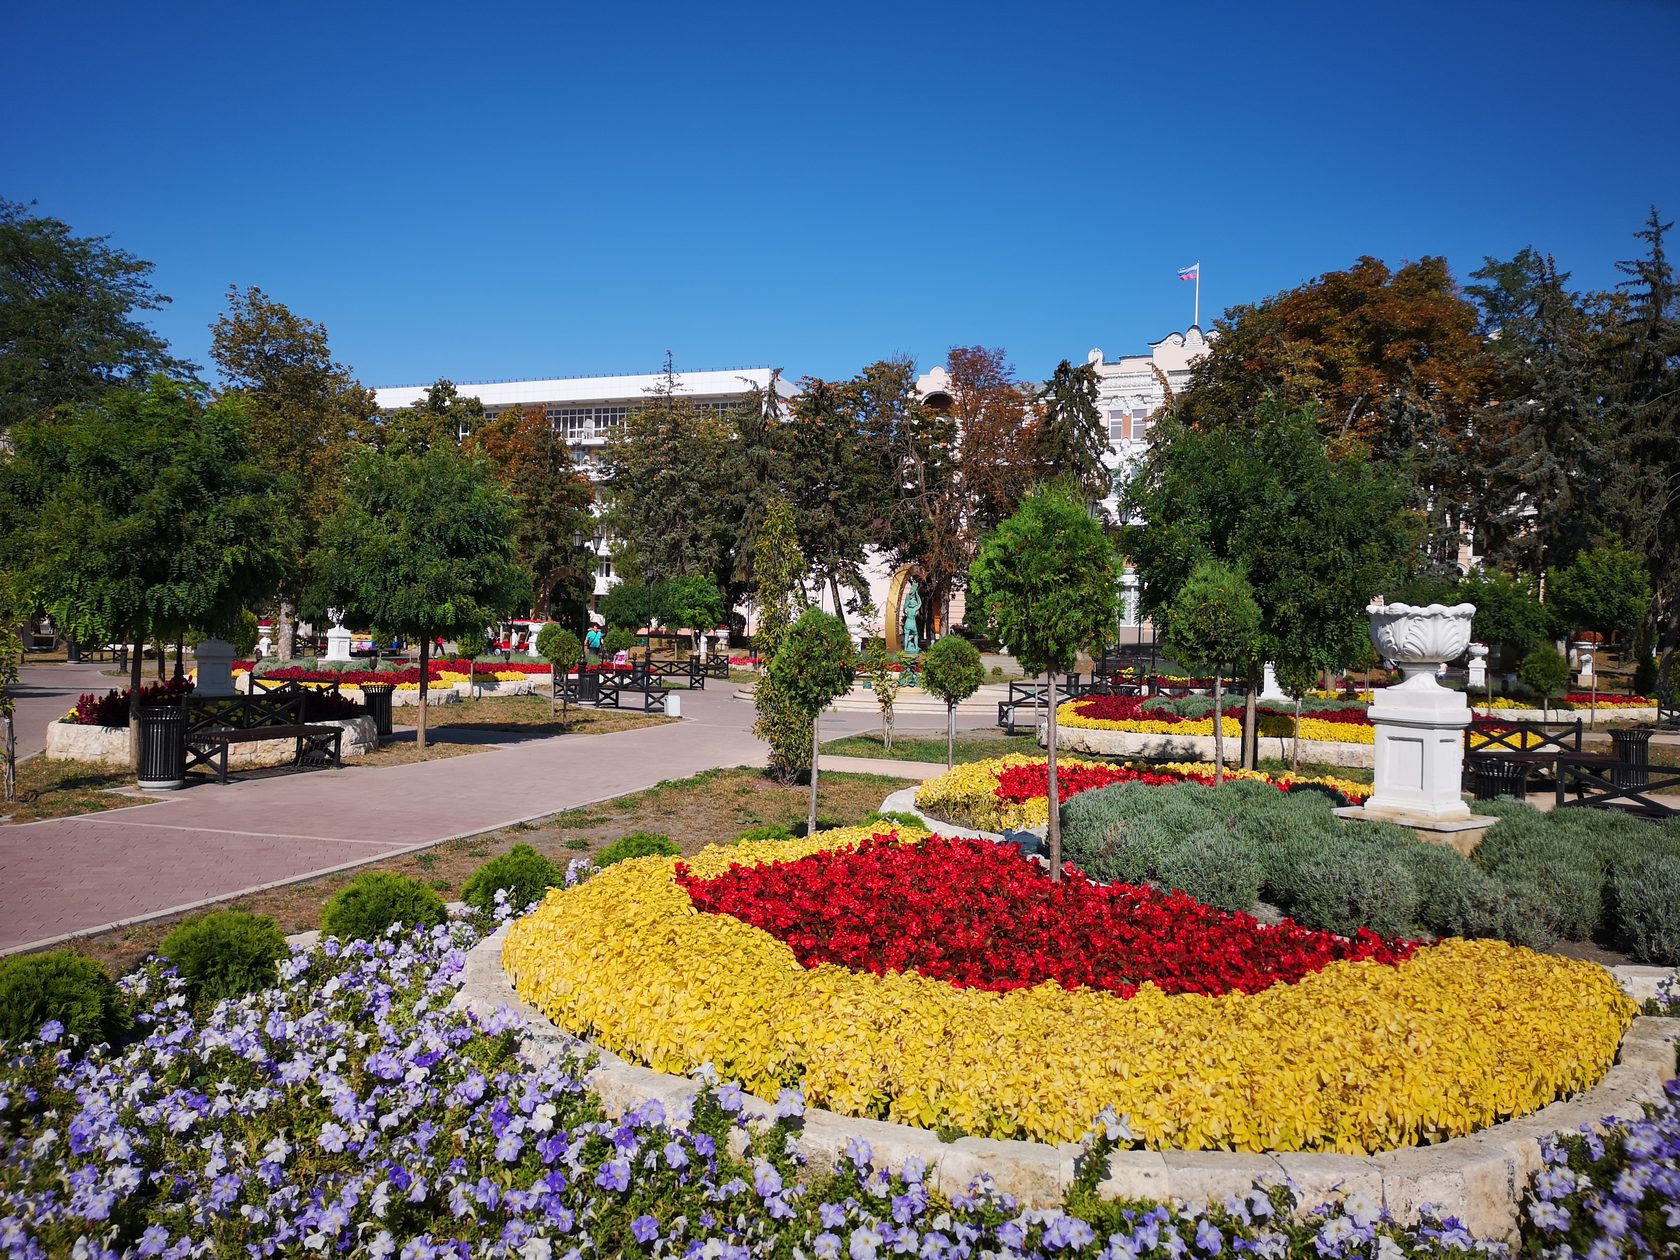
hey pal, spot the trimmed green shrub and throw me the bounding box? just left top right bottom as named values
left=597, top=832, right=680, bottom=867
left=1477, top=831, right=1603, bottom=940
left=0, top=950, right=126, bottom=1046
left=734, top=824, right=795, bottom=843
left=1607, top=854, right=1680, bottom=964
left=321, top=872, right=447, bottom=941
left=462, top=844, right=563, bottom=912
left=602, top=628, right=638, bottom=657
left=1153, top=829, right=1262, bottom=912
left=159, top=911, right=287, bottom=1003
left=1397, top=843, right=1555, bottom=948
left=1291, top=846, right=1419, bottom=938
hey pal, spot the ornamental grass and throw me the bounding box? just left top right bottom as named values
left=502, top=826, right=1635, bottom=1154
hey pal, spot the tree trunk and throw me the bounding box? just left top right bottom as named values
left=1242, top=681, right=1259, bottom=771
left=808, top=712, right=820, bottom=838
left=1047, top=672, right=1062, bottom=882
left=946, top=702, right=956, bottom=769
left=155, top=639, right=166, bottom=681
left=550, top=664, right=558, bottom=720
left=418, top=637, right=430, bottom=754
left=882, top=696, right=893, bottom=752
left=1292, top=695, right=1302, bottom=773
left=173, top=638, right=184, bottom=683
left=828, top=573, right=844, bottom=621
left=277, top=597, right=297, bottom=661
left=129, top=635, right=144, bottom=769
left=1212, top=674, right=1225, bottom=786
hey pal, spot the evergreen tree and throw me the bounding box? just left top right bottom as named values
left=1034, top=359, right=1109, bottom=508
left=1465, top=251, right=1610, bottom=580
left=1603, top=209, right=1680, bottom=661
left=781, top=376, right=874, bottom=615
left=751, top=496, right=811, bottom=782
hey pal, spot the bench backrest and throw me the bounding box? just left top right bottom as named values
left=1466, top=718, right=1582, bottom=754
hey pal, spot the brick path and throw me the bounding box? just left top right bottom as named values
left=0, top=686, right=898, bottom=954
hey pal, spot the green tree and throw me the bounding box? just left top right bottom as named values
left=1519, top=645, right=1571, bottom=718
left=1159, top=560, right=1262, bottom=784
left=377, top=380, right=480, bottom=455
left=0, top=576, right=20, bottom=801
left=751, top=496, right=810, bottom=781
left=859, top=626, right=902, bottom=752
left=656, top=573, right=727, bottom=655
left=310, top=446, right=530, bottom=752
left=0, top=199, right=191, bottom=432
left=598, top=582, right=658, bottom=633
left=210, top=285, right=376, bottom=659
left=768, top=608, right=858, bottom=837
left=1455, top=569, right=1549, bottom=661
left=1273, top=656, right=1323, bottom=773
left=600, top=357, right=741, bottom=593
left=781, top=376, right=876, bottom=614
left=1123, top=401, right=1419, bottom=769
left=1034, top=359, right=1109, bottom=507
left=466, top=404, right=596, bottom=622
left=1, top=377, right=286, bottom=758
left=920, top=633, right=985, bottom=768
left=1547, top=544, right=1652, bottom=645
left=535, top=623, right=582, bottom=721
left=968, top=486, right=1123, bottom=879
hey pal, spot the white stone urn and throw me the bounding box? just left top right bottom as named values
left=1366, top=602, right=1476, bottom=686
left=1350, top=601, right=1490, bottom=834
left=1466, top=642, right=1489, bottom=690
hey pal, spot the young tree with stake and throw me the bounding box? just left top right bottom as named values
left=968, top=486, right=1123, bottom=880
left=768, top=608, right=858, bottom=839
left=920, top=634, right=985, bottom=768
left=1160, top=560, right=1263, bottom=785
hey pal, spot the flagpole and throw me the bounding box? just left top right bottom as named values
left=1194, top=262, right=1200, bottom=329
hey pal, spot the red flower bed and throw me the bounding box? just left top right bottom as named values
left=676, top=834, right=1413, bottom=998
left=1071, top=694, right=1370, bottom=726
left=1563, top=691, right=1654, bottom=705
left=70, top=679, right=194, bottom=727
left=990, top=760, right=1363, bottom=806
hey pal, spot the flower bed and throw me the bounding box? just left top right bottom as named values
left=914, top=755, right=1371, bottom=831
left=65, top=678, right=193, bottom=727
left=675, top=833, right=1412, bottom=998
left=9, top=914, right=1664, bottom=1257
left=504, top=825, right=1635, bottom=1153
left=1060, top=696, right=1375, bottom=746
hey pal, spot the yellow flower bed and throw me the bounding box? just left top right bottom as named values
left=913, top=755, right=1371, bottom=831
left=1058, top=701, right=1375, bottom=745
left=503, top=827, right=1635, bottom=1154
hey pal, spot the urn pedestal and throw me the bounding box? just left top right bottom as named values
left=1333, top=602, right=1497, bottom=854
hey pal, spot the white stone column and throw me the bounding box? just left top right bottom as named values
left=1466, top=643, right=1488, bottom=690
left=1260, top=662, right=1289, bottom=701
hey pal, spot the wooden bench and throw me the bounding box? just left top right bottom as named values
left=1556, top=756, right=1679, bottom=820
left=185, top=724, right=343, bottom=784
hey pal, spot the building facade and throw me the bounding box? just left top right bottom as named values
left=373, top=368, right=790, bottom=602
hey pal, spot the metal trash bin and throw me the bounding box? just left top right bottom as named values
left=1609, top=727, right=1653, bottom=789
left=137, top=704, right=186, bottom=791
left=361, top=683, right=394, bottom=742
left=1471, top=757, right=1528, bottom=801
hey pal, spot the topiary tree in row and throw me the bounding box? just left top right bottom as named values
left=536, top=623, right=582, bottom=721
left=768, top=608, right=859, bottom=839
left=920, top=633, right=985, bottom=769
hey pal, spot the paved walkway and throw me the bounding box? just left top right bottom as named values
left=9, top=660, right=126, bottom=760
left=0, top=682, right=895, bottom=954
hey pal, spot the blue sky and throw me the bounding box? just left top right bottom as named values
left=8, top=1, right=1679, bottom=390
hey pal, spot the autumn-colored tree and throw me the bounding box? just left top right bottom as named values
left=466, top=405, right=596, bottom=624
left=948, top=345, right=1038, bottom=541
left=210, top=286, right=375, bottom=659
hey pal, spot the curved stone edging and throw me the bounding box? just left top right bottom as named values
left=1048, top=723, right=1375, bottom=769
left=452, top=926, right=1676, bottom=1240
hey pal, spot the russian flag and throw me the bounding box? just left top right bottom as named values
left=1178, top=264, right=1199, bottom=281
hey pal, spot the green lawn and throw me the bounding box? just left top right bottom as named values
left=823, top=731, right=1039, bottom=764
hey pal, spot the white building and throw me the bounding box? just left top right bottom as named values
left=373, top=367, right=792, bottom=601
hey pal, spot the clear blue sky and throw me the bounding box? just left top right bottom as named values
left=8, top=1, right=1679, bottom=390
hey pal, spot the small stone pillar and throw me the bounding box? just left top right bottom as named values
left=1260, top=662, right=1289, bottom=702
left=324, top=625, right=354, bottom=662
left=1466, top=643, right=1488, bottom=690
left=195, top=637, right=237, bottom=697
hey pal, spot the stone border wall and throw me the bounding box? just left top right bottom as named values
left=454, top=926, right=1676, bottom=1240
left=44, top=716, right=376, bottom=767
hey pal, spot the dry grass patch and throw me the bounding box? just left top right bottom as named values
left=0, top=759, right=158, bottom=824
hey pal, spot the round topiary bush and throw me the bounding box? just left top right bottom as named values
left=462, top=844, right=563, bottom=913
left=160, top=910, right=287, bottom=1003
left=1152, top=828, right=1262, bottom=912
left=321, top=871, right=447, bottom=941
left=596, top=832, right=680, bottom=868
left=602, top=629, right=638, bottom=657
left=0, top=950, right=126, bottom=1047
left=1291, top=845, right=1419, bottom=938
